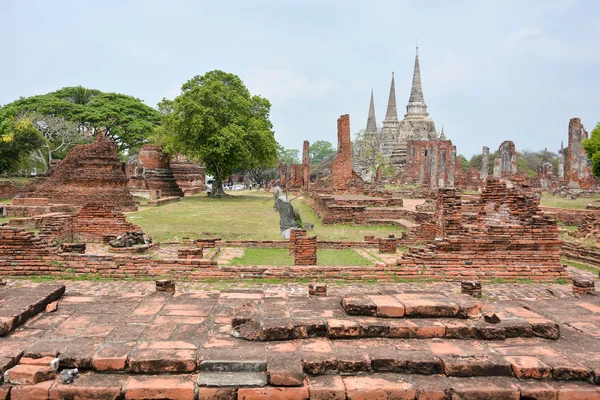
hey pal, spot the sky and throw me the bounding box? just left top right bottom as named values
left=1, top=0, right=599, bottom=158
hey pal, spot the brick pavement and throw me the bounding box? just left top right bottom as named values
left=0, top=276, right=597, bottom=398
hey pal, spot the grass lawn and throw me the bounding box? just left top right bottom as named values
left=540, top=193, right=600, bottom=209
left=230, top=248, right=374, bottom=266
left=561, top=258, right=600, bottom=274
left=127, top=191, right=403, bottom=242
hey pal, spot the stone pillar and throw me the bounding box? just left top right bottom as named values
left=448, top=145, right=456, bottom=188
left=558, top=150, right=565, bottom=181
left=493, top=158, right=501, bottom=178
left=302, top=140, right=310, bottom=191
left=294, top=236, right=317, bottom=266
left=480, top=146, right=489, bottom=181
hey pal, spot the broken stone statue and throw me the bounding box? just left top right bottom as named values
left=277, top=197, right=299, bottom=239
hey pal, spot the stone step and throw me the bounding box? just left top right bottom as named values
left=342, top=293, right=481, bottom=319
left=2, top=372, right=598, bottom=399
left=0, top=284, right=65, bottom=337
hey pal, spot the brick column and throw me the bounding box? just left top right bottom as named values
left=378, top=237, right=396, bottom=253
left=289, top=228, right=306, bottom=255
left=294, top=236, right=317, bottom=266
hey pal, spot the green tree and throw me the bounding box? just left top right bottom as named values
left=457, top=154, right=469, bottom=171
left=309, top=140, right=336, bottom=164
left=353, top=129, right=395, bottom=181
left=160, top=70, right=277, bottom=197
left=0, top=116, right=45, bottom=174
left=276, top=144, right=300, bottom=165
left=583, top=122, right=600, bottom=178
left=0, top=86, right=160, bottom=154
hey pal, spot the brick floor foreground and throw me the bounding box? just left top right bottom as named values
left=0, top=278, right=597, bottom=399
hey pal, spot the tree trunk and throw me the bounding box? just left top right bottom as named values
left=210, top=177, right=228, bottom=197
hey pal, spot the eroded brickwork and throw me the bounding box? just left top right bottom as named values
left=404, top=139, right=455, bottom=188
left=29, top=135, right=136, bottom=211
left=71, top=204, right=142, bottom=243
left=493, top=141, right=517, bottom=178
left=565, top=118, right=598, bottom=190
left=398, top=177, right=567, bottom=280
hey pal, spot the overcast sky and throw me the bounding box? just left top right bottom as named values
left=1, top=0, right=599, bottom=158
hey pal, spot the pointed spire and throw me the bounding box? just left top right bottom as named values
left=365, top=89, right=377, bottom=133
left=409, top=46, right=425, bottom=103
left=384, top=72, right=398, bottom=121
left=405, top=46, right=429, bottom=118
left=560, top=140, right=564, bottom=152
left=440, top=125, right=446, bottom=140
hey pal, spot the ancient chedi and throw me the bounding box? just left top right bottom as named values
left=170, top=155, right=206, bottom=195
left=138, top=144, right=185, bottom=198
left=30, top=135, right=137, bottom=211
left=355, top=46, right=439, bottom=179
left=562, top=118, right=599, bottom=191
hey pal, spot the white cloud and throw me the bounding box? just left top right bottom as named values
left=505, top=28, right=543, bottom=48
left=246, top=59, right=337, bottom=102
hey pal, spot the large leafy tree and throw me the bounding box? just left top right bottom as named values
left=0, top=116, right=45, bottom=174
left=0, top=86, right=161, bottom=154
left=309, top=140, right=336, bottom=164
left=583, top=122, right=600, bottom=178
left=160, top=70, right=277, bottom=197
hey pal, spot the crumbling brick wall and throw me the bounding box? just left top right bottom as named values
left=398, top=177, right=566, bottom=280
left=71, top=204, right=142, bottom=242
left=403, top=139, right=455, bottom=188
left=565, top=118, right=599, bottom=190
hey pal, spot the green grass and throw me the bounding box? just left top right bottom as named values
left=127, top=191, right=403, bottom=242
left=229, top=248, right=374, bottom=266
left=540, top=193, right=600, bottom=210
left=561, top=258, right=600, bottom=274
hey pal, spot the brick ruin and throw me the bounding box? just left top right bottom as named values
left=28, top=135, right=137, bottom=211
left=564, top=118, right=599, bottom=191
left=136, top=144, right=184, bottom=198
left=170, top=155, right=206, bottom=195
left=398, top=177, right=567, bottom=281
left=278, top=141, right=310, bottom=190
left=402, top=139, right=456, bottom=188
left=331, top=114, right=364, bottom=192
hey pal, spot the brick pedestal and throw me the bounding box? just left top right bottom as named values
left=289, top=229, right=307, bottom=255
left=294, top=236, right=317, bottom=266
left=461, top=280, right=482, bottom=298
left=572, top=278, right=594, bottom=296
left=378, top=238, right=396, bottom=254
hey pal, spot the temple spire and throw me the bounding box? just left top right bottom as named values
left=365, top=89, right=377, bottom=133
left=440, top=125, right=446, bottom=140
left=384, top=72, right=398, bottom=121
left=405, top=46, right=429, bottom=118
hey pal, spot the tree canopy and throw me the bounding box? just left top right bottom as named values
left=583, top=122, right=600, bottom=178
left=309, top=140, right=336, bottom=165
left=0, top=116, right=45, bottom=174
left=276, top=144, right=300, bottom=165
left=0, top=86, right=161, bottom=154
left=159, top=70, right=277, bottom=196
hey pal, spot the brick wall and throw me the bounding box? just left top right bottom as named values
left=71, top=204, right=141, bottom=242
